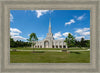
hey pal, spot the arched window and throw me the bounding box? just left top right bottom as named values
left=56, top=45, right=58, bottom=48
left=59, top=45, right=62, bottom=48
left=52, top=45, right=54, bottom=48
left=38, top=46, right=39, bottom=48
left=63, top=45, right=66, bottom=48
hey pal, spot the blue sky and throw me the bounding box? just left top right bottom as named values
left=10, top=10, right=90, bottom=41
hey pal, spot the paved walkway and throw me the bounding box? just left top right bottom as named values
left=69, top=50, right=90, bottom=51
left=10, top=49, right=90, bottom=52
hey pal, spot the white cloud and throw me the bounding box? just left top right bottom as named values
left=58, top=38, right=64, bottom=40
left=75, top=28, right=90, bottom=40
left=77, top=14, right=85, bottom=20
left=29, top=10, right=53, bottom=18
left=10, top=32, right=19, bottom=36
left=53, top=32, right=64, bottom=40
left=10, top=13, right=13, bottom=22
left=75, top=28, right=90, bottom=36
left=11, top=36, right=27, bottom=41
left=53, top=32, right=62, bottom=39
left=82, top=32, right=90, bottom=36
left=65, top=19, right=75, bottom=26
left=83, top=28, right=90, bottom=31
left=75, top=36, right=85, bottom=41
left=10, top=28, right=22, bottom=33
left=10, top=28, right=21, bottom=37
left=53, top=32, right=73, bottom=40
left=35, top=10, right=49, bottom=18
left=63, top=32, right=70, bottom=37
left=10, top=28, right=27, bottom=41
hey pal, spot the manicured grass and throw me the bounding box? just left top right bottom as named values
left=10, top=51, right=90, bottom=63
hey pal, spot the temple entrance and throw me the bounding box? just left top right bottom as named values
left=44, top=41, right=49, bottom=48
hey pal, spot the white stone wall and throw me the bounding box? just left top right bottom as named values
left=34, top=39, right=67, bottom=48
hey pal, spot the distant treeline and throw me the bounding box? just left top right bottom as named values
left=64, top=33, right=90, bottom=48
left=10, top=37, right=90, bottom=48
left=10, top=38, right=31, bottom=48
left=10, top=32, right=90, bottom=48
left=70, top=39, right=90, bottom=48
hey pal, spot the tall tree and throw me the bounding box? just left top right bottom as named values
left=64, top=33, right=75, bottom=48
left=10, top=37, right=16, bottom=47
left=27, top=33, right=38, bottom=48
left=85, top=40, right=90, bottom=48
left=80, top=37, right=85, bottom=47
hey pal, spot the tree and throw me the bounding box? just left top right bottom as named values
left=80, top=37, right=85, bottom=47
left=85, top=40, right=90, bottom=48
left=74, top=40, right=81, bottom=47
left=64, top=33, right=75, bottom=48
left=27, top=33, right=38, bottom=48
left=10, top=36, right=16, bottom=47
left=10, top=36, right=32, bottom=48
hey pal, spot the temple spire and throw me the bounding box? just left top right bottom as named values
left=49, top=18, right=51, bottom=33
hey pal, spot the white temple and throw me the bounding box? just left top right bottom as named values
left=34, top=18, right=67, bottom=48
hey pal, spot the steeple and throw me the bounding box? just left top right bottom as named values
left=46, top=17, right=54, bottom=40
left=49, top=18, right=51, bottom=33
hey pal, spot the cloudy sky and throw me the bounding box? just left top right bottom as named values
left=10, top=10, right=90, bottom=41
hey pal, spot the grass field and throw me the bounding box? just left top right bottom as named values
left=10, top=47, right=90, bottom=63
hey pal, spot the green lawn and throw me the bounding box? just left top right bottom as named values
left=10, top=49, right=90, bottom=63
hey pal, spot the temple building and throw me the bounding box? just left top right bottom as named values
left=34, top=19, right=67, bottom=48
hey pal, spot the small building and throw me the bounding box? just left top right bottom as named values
left=34, top=19, right=67, bottom=48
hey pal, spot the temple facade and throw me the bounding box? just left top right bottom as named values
left=34, top=19, right=67, bottom=48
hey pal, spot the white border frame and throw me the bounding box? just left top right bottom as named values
left=0, top=0, right=100, bottom=73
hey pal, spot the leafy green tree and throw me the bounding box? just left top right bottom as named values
left=64, top=33, right=75, bottom=48
left=85, top=40, right=90, bottom=48
left=80, top=38, right=86, bottom=47
left=76, top=38, right=90, bottom=48
left=10, top=36, right=31, bottom=48
left=10, top=37, right=16, bottom=47
left=74, top=40, right=81, bottom=47
left=27, top=33, right=38, bottom=48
